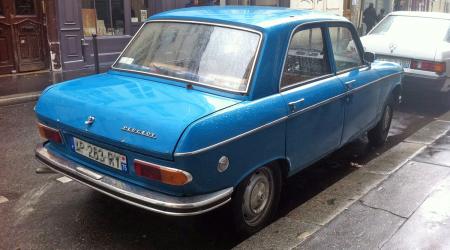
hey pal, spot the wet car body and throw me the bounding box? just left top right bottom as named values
left=35, top=6, right=402, bottom=231
left=361, top=11, right=450, bottom=93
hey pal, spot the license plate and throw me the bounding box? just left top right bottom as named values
left=377, top=57, right=411, bottom=68
left=72, top=137, right=127, bottom=171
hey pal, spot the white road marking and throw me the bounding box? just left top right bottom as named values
left=57, top=176, right=72, bottom=183
left=0, top=196, right=8, bottom=204
left=14, top=182, right=53, bottom=226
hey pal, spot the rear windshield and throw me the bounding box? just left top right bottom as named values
left=370, top=15, right=450, bottom=41
left=113, top=22, right=261, bottom=93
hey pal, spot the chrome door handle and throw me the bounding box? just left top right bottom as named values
left=344, top=80, right=356, bottom=90
left=288, top=98, right=305, bottom=112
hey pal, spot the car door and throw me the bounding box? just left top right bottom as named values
left=280, top=24, right=346, bottom=173
left=328, top=24, right=381, bottom=144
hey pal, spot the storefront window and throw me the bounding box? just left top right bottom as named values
left=185, top=0, right=220, bottom=6
left=226, top=0, right=278, bottom=6
left=251, top=0, right=278, bottom=5
left=15, top=0, right=36, bottom=15
left=82, top=0, right=125, bottom=36
left=131, top=0, right=148, bottom=23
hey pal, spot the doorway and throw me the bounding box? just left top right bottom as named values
left=0, top=0, right=48, bottom=74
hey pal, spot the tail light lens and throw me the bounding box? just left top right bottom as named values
left=134, top=159, right=192, bottom=186
left=410, top=60, right=446, bottom=74
left=38, top=123, right=63, bottom=143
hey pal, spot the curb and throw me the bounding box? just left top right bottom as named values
left=235, top=110, right=450, bottom=250
left=0, top=91, right=41, bottom=107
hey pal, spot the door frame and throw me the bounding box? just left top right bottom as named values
left=0, top=0, right=49, bottom=74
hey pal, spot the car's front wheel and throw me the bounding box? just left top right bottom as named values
left=231, top=164, right=281, bottom=236
left=368, top=95, right=394, bottom=146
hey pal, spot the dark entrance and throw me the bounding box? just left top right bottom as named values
left=0, top=0, right=47, bottom=74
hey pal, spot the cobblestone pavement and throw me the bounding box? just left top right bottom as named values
left=0, top=82, right=448, bottom=249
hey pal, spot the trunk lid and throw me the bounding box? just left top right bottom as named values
left=36, top=72, right=241, bottom=160
left=361, top=34, right=438, bottom=61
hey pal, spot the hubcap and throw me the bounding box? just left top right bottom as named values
left=242, top=167, right=274, bottom=226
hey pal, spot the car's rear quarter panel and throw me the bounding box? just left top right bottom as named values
left=174, top=94, right=288, bottom=194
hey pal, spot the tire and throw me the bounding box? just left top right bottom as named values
left=231, top=164, right=282, bottom=237
left=368, top=95, right=394, bottom=147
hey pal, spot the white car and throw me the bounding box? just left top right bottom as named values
left=361, top=11, right=450, bottom=93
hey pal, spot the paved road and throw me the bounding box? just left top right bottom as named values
left=0, top=88, right=448, bottom=249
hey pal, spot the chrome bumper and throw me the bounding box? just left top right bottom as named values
left=35, top=143, right=233, bottom=216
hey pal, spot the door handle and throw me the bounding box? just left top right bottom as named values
left=288, top=98, right=305, bottom=112
left=344, top=80, right=356, bottom=90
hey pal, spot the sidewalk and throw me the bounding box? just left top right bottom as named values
left=236, top=111, right=450, bottom=249
left=0, top=68, right=107, bottom=106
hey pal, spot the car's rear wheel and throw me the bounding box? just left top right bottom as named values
left=368, top=95, right=394, bottom=147
left=231, top=164, right=281, bottom=236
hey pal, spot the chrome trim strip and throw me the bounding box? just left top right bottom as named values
left=35, top=144, right=233, bottom=216
left=110, top=19, right=264, bottom=94
left=174, top=116, right=288, bottom=157
left=347, top=72, right=402, bottom=95
left=280, top=73, right=335, bottom=91
left=175, top=72, right=401, bottom=156
left=336, top=65, right=370, bottom=76
left=288, top=92, right=347, bottom=118
left=289, top=72, right=401, bottom=117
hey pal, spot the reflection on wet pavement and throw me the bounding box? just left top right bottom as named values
left=382, top=176, right=450, bottom=249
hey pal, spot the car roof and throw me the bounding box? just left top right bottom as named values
left=150, top=6, right=348, bottom=31
left=390, top=11, right=450, bottom=20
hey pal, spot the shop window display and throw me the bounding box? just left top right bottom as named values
left=82, top=0, right=125, bottom=36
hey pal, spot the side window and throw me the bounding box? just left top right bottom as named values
left=281, top=27, right=331, bottom=88
left=329, top=26, right=363, bottom=72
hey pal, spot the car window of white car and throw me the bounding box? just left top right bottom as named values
left=329, top=26, right=364, bottom=72
left=281, top=27, right=331, bottom=88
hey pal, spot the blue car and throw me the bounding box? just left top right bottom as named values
left=35, top=6, right=402, bottom=235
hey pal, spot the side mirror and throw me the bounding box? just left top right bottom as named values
left=364, top=51, right=376, bottom=63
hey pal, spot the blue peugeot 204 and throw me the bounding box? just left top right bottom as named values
left=35, top=6, right=402, bottom=235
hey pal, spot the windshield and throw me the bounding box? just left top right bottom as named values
left=113, top=22, right=261, bottom=93
left=370, top=15, right=450, bottom=41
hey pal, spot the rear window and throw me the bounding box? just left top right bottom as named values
left=370, top=15, right=450, bottom=41
left=113, top=21, right=261, bottom=93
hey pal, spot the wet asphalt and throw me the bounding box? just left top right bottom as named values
left=0, top=83, right=448, bottom=249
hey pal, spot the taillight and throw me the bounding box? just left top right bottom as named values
left=37, top=123, right=63, bottom=143
left=410, top=60, right=446, bottom=74
left=134, top=159, right=192, bottom=186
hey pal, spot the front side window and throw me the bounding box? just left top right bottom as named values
left=82, top=0, right=124, bottom=36
left=329, top=26, right=363, bottom=72
left=114, top=22, right=261, bottom=93
left=281, top=27, right=331, bottom=88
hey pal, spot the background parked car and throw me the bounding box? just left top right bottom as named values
left=360, top=11, right=450, bottom=98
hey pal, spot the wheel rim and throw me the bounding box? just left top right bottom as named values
left=242, top=167, right=274, bottom=226
left=383, top=105, right=392, bottom=132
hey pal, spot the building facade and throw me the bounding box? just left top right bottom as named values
left=1, top=0, right=446, bottom=75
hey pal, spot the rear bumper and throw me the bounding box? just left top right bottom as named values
left=403, top=71, right=450, bottom=92
left=35, top=143, right=233, bottom=216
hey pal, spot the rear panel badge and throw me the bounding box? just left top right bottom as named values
left=121, top=126, right=157, bottom=139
